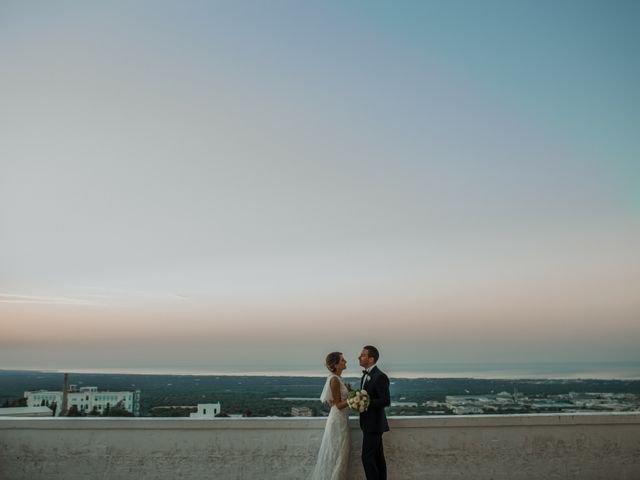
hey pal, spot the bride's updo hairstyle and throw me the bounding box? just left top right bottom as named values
left=325, top=352, right=343, bottom=373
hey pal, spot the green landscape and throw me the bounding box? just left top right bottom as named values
left=2, top=370, right=639, bottom=417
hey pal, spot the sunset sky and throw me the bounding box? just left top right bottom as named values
left=1, top=1, right=639, bottom=374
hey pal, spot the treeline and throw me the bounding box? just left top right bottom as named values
left=2, top=370, right=639, bottom=417
left=387, top=377, right=640, bottom=403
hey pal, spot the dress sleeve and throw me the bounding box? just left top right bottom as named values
left=319, top=375, right=336, bottom=404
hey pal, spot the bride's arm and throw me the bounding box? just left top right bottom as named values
left=329, top=377, right=348, bottom=409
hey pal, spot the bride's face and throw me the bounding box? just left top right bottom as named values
left=337, top=355, right=347, bottom=371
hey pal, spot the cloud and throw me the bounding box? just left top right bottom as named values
left=0, top=293, right=105, bottom=306
left=0, top=288, right=191, bottom=309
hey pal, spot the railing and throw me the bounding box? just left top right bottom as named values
left=1, top=413, right=639, bottom=479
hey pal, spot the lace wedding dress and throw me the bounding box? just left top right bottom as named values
left=309, top=374, right=350, bottom=480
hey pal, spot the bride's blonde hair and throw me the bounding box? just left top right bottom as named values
left=325, top=352, right=342, bottom=373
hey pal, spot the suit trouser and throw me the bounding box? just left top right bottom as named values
left=362, top=431, right=386, bottom=480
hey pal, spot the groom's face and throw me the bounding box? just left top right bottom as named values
left=359, top=348, right=374, bottom=369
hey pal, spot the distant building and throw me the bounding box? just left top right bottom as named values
left=451, top=405, right=484, bottom=415
left=291, top=406, right=313, bottom=417
left=446, top=395, right=491, bottom=404
left=391, top=401, right=418, bottom=407
left=531, top=401, right=575, bottom=411
left=0, top=406, right=53, bottom=417
left=189, top=403, right=221, bottom=419
left=496, top=391, right=513, bottom=400
left=423, top=400, right=446, bottom=408
left=24, top=386, right=140, bottom=416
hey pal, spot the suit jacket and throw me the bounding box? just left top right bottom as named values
left=359, top=365, right=390, bottom=433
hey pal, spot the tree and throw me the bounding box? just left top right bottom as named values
left=103, top=400, right=134, bottom=417
left=67, top=405, right=83, bottom=417
left=2, top=398, right=27, bottom=408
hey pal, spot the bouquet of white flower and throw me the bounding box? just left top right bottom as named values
left=347, top=389, right=370, bottom=413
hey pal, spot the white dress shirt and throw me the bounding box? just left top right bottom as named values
left=361, top=364, right=376, bottom=388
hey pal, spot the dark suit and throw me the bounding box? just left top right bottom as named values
left=359, top=366, right=390, bottom=480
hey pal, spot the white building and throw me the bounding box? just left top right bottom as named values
left=25, top=386, right=140, bottom=416
left=291, top=406, right=313, bottom=417
left=451, top=405, right=484, bottom=415
left=189, top=403, right=221, bottom=419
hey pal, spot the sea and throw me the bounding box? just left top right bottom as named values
left=8, top=361, right=640, bottom=380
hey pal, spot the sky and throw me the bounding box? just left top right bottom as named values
left=1, top=1, right=639, bottom=374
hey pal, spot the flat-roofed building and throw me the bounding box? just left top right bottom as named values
left=291, top=406, right=313, bottom=417
left=25, top=386, right=140, bottom=416
left=189, top=403, right=221, bottom=419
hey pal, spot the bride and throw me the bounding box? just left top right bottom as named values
left=309, top=351, right=351, bottom=480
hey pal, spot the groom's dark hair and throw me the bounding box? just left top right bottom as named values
left=364, top=345, right=379, bottom=362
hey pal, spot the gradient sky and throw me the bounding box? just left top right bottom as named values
left=1, top=1, right=639, bottom=373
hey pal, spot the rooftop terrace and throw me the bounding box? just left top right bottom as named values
left=1, top=413, right=639, bottom=479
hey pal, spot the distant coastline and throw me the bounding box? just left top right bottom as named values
left=2, top=361, right=639, bottom=380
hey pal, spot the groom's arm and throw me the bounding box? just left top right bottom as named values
left=368, top=373, right=390, bottom=410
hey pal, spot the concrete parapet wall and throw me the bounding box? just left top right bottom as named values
left=1, top=413, right=639, bottom=479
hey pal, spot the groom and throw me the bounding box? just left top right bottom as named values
left=358, top=345, right=390, bottom=480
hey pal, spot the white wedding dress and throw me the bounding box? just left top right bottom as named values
left=309, top=374, right=350, bottom=480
